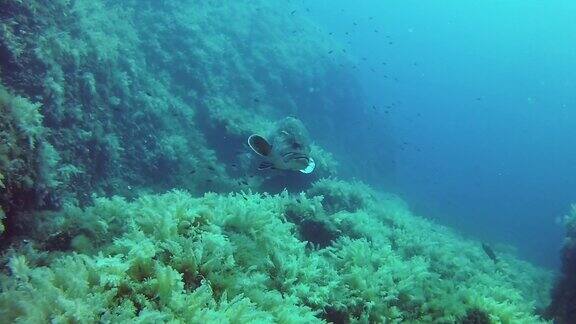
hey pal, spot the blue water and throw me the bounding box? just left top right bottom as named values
left=298, top=1, right=576, bottom=268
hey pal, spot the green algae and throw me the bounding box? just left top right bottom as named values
left=0, top=0, right=344, bottom=211
left=0, top=184, right=551, bottom=322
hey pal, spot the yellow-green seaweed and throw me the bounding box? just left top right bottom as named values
left=0, top=181, right=552, bottom=323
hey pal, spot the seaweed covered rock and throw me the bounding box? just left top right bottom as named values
left=0, top=208, right=5, bottom=236
left=0, top=191, right=331, bottom=322
left=0, top=0, right=350, bottom=206
left=285, top=193, right=341, bottom=248
left=545, top=205, right=576, bottom=323
left=459, top=308, right=491, bottom=324
left=0, top=83, right=44, bottom=199
left=0, top=186, right=552, bottom=322
left=0, top=82, right=66, bottom=241
left=307, top=178, right=376, bottom=213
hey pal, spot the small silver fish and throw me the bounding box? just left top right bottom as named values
left=248, top=117, right=315, bottom=174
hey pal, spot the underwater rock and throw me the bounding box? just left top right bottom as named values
left=459, top=308, right=490, bottom=324
left=321, top=306, right=349, bottom=324
left=285, top=204, right=340, bottom=249
left=285, top=193, right=340, bottom=248
left=545, top=205, right=576, bottom=323
left=298, top=218, right=339, bottom=248
left=0, top=207, right=4, bottom=236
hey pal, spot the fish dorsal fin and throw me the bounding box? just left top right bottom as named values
left=248, top=134, right=272, bottom=157
left=299, top=157, right=315, bottom=174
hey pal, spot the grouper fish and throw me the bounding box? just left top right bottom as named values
left=247, top=117, right=316, bottom=174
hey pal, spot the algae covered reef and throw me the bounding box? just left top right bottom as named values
left=0, top=0, right=554, bottom=322
left=0, top=183, right=553, bottom=322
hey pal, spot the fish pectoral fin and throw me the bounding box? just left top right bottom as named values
left=299, top=157, right=315, bottom=174
left=248, top=134, right=273, bottom=157
left=258, top=161, right=275, bottom=170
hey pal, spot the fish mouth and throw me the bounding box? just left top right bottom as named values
left=278, top=151, right=314, bottom=173
left=286, top=154, right=315, bottom=174
left=291, top=157, right=310, bottom=167
left=281, top=152, right=310, bottom=164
